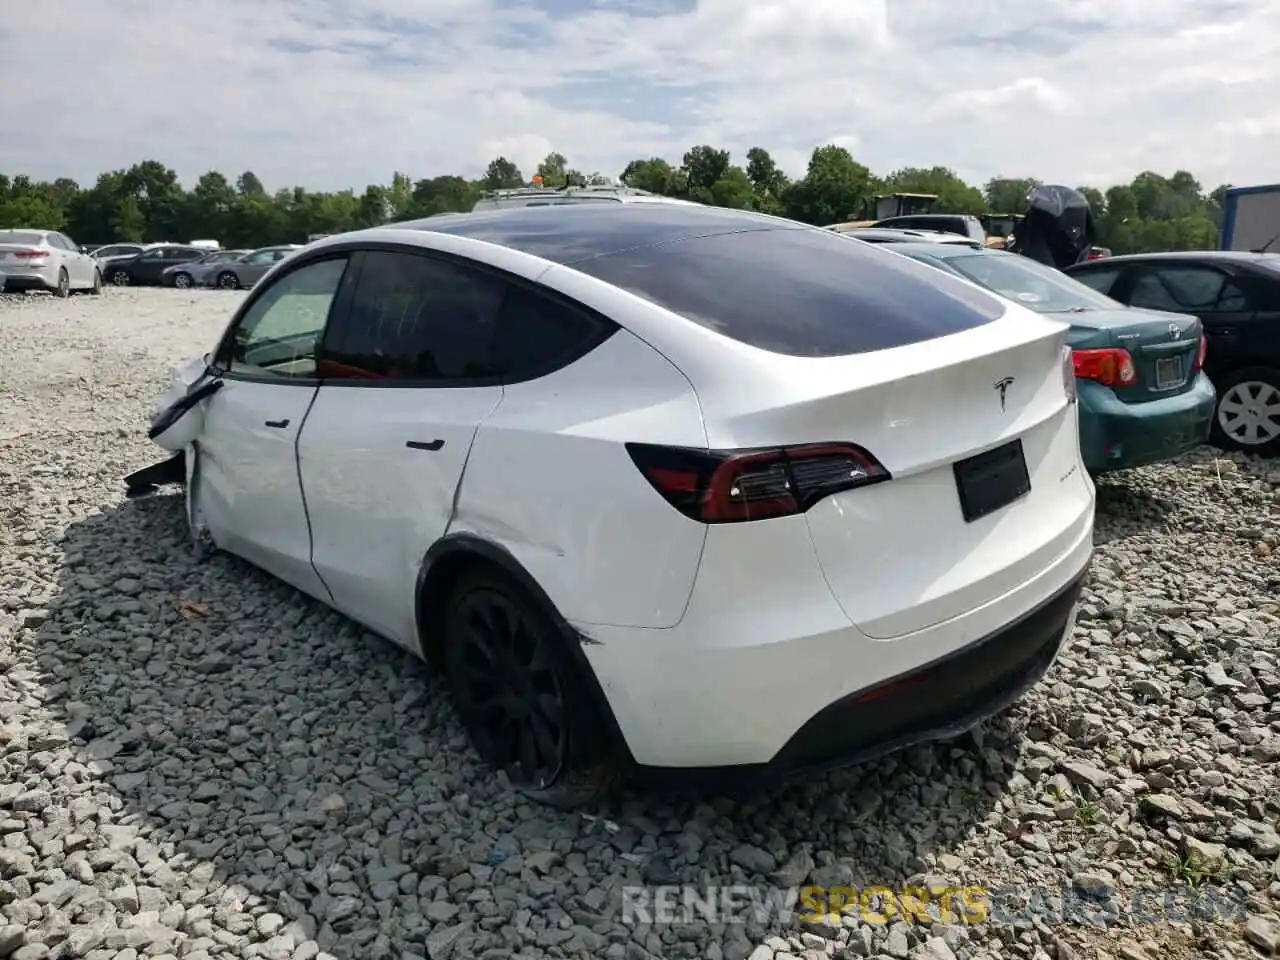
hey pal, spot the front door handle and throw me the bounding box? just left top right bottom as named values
left=264, top=419, right=290, bottom=429
left=406, top=439, right=444, bottom=451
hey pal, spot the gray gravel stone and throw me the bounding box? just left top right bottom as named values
left=0, top=288, right=1276, bottom=960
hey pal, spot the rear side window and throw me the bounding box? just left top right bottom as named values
left=569, top=227, right=1006, bottom=357
left=491, top=284, right=612, bottom=378
left=1129, top=266, right=1250, bottom=312
left=1068, top=265, right=1121, bottom=296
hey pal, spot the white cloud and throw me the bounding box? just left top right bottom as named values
left=2, top=0, right=1278, bottom=193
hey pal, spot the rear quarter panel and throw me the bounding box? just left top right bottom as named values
left=453, top=328, right=710, bottom=629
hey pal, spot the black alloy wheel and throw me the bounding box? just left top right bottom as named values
left=445, top=579, right=569, bottom=790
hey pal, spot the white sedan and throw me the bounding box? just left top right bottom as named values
left=127, top=202, right=1095, bottom=806
left=0, top=228, right=102, bottom=296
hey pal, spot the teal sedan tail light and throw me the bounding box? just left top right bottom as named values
left=1074, top=348, right=1137, bottom=387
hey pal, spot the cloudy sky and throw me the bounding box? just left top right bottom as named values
left=3, top=0, right=1277, bottom=193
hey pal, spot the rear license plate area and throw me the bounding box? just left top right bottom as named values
left=1155, top=356, right=1184, bottom=389
left=954, top=439, right=1031, bottom=523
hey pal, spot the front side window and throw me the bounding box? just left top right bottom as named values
left=218, top=257, right=350, bottom=379
left=247, top=250, right=278, bottom=264
left=139, top=249, right=165, bottom=261
left=322, top=251, right=507, bottom=381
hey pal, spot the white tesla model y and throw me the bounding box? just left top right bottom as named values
left=130, top=202, right=1095, bottom=806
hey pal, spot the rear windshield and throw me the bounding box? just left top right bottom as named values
left=0, top=231, right=44, bottom=245
left=568, top=227, right=1006, bottom=357
left=932, top=252, right=1123, bottom=313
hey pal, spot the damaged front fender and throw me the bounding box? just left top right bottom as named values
left=147, top=377, right=223, bottom=449
left=123, top=354, right=220, bottom=498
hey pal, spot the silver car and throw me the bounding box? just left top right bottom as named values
left=206, top=245, right=301, bottom=289
left=0, top=229, right=102, bottom=297
left=160, top=249, right=250, bottom=289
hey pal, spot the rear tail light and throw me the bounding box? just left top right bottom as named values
left=1061, top=345, right=1077, bottom=403
left=1192, top=334, right=1207, bottom=372
left=626, top=442, right=891, bottom=523
left=12, top=249, right=46, bottom=259
left=1073, top=348, right=1137, bottom=387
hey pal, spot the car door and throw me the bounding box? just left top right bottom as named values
left=297, top=248, right=507, bottom=646
left=1232, top=266, right=1280, bottom=369
left=240, top=249, right=279, bottom=285
left=197, top=252, right=357, bottom=599
left=41, top=232, right=68, bottom=282
left=47, top=233, right=83, bottom=286
left=1112, top=262, right=1257, bottom=379
left=132, top=248, right=169, bottom=284
left=58, top=233, right=92, bottom=286
left=170, top=247, right=205, bottom=270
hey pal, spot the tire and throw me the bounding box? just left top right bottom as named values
left=1210, top=365, right=1280, bottom=457
left=216, top=271, right=239, bottom=290
left=54, top=268, right=70, bottom=298
left=441, top=568, right=621, bottom=807
left=109, top=269, right=131, bottom=287
left=173, top=272, right=193, bottom=289
left=89, top=269, right=102, bottom=295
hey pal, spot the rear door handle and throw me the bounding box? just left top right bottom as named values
left=406, top=439, right=444, bottom=451
left=264, top=419, right=290, bottom=428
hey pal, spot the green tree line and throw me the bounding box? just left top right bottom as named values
left=0, top=146, right=1231, bottom=255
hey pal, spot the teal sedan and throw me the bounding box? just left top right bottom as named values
left=880, top=243, right=1216, bottom=474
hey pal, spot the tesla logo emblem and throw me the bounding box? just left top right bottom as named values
left=994, top=376, right=1015, bottom=411
left=1168, top=323, right=1180, bottom=340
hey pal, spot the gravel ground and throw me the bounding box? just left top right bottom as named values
left=0, top=287, right=1278, bottom=960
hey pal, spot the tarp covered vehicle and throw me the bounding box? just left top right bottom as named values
left=1008, top=185, right=1097, bottom=269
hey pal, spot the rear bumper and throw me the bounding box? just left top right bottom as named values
left=1078, top=372, right=1215, bottom=473
left=577, top=499, right=1093, bottom=776
left=1, top=264, right=57, bottom=291
left=620, top=568, right=1087, bottom=791
left=764, top=569, right=1083, bottom=779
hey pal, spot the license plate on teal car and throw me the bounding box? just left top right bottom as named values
left=1156, top=356, right=1184, bottom=389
